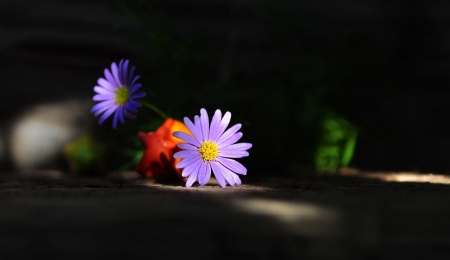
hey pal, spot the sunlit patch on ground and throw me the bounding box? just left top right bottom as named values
left=18, top=170, right=66, bottom=179
left=233, top=198, right=341, bottom=239
left=130, top=179, right=276, bottom=192
left=338, top=168, right=450, bottom=184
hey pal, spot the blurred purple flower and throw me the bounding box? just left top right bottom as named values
left=173, top=108, right=252, bottom=188
left=91, top=59, right=146, bottom=129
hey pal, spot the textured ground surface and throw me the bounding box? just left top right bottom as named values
left=1, top=171, right=450, bottom=260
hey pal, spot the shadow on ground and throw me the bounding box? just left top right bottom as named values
left=1, top=173, right=450, bottom=259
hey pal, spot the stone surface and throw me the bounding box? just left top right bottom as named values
left=1, top=172, right=450, bottom=259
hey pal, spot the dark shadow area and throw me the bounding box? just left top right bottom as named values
left=1, top=0, right=450, bottom=174
left=1, top=1, right=450, bottom=258
left=1, top=174, right=450, bottom=259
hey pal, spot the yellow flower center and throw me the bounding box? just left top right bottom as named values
left=115, top=86, right=130, bottom=105
left=198, top=141, right=219, bottom=161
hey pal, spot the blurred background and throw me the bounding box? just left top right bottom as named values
left=1, top=0, right=450, bottom=175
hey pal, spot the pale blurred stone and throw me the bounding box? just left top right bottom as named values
left=10, top=99, right=93, bottom=170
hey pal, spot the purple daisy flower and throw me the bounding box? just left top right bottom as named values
left=173, top=108, right=252, bottom=188
left=91, top=59, right=146, bottom=129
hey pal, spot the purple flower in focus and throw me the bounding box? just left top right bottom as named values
left=173, top=108, right=252, bottom=188
left=91, top=59, right=146, bottom=129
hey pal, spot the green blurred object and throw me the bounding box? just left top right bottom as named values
left=64, top=135, right=107, bottom=175
left=315, top=113, right=358, bottom=172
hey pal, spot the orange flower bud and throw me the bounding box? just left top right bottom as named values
left=135, top=118, right=191, bottom=179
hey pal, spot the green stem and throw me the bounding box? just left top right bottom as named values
left=139, top=101, right=169, bottom=119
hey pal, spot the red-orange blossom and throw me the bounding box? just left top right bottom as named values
left=135, top=118, right=191, bottom=179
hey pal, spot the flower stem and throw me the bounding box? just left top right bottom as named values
left=140, top=101, right=168, bottom=119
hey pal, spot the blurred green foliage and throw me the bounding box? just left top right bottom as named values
left=315, top=113, right=358, bottom=172
left=64, top=135, right=107, bottom=175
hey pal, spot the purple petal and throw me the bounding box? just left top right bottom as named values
left=118, top=107, right=125, bottom=124
left=111, top=62, right=121, bottom=85
left=217, top=124, right=242, bottom=145
left=199, top=163, right=211, bottom=186
left=218, top=150, right=249, bottom=158
left=112, top=109, right=120, bottom=129
left=128, top=100, right=142, bottom=108
left=131, top=83, right=142, bottom=93
left=231, top=172, right=242, bottom=185
left=173, top=131, right=201, bottom=147
left=173, top=150, right=198, bottom=159
left=93, top=94, right=113, bottom=101
left=215, top=111, right=231, bottom=141
left=200, top=108, right=210, bottom=140
left=184, top=117, right=203, bottom=145
left=118, top=59, right=124, bottom=83
left=177, top=155, right=201, bottom=169
left=97, top=78, right=115, bottom=90
left=122, top=60, right=129, bottom=85
left=104, top=69, right=119, bottom=88
left=177, top=143, right=198, bottom=151
left=197, top=163, right=207, bottom=186
left=185, top=163, right=201, bottom=187
left=131, top=91, right=146, bottom=99
left=98, top=105, right=117, bottom=125
left=222, top=142, right=252, bottom=151
left=125, top=103, right=139, bottom=113
left=91, top=100, right=115, bottom=114
left=131, top=75, right=140, bottom=87
left=118, top=60, right=124, bottom=83
left=217, top=157, right=247, bottom=175
left=94, top=86, right=114, bottom=95
left=210, top=161, right=227, bottom=188
left=219, top=132, right=243, bottom=148
left=208, top=109, right=222, bottom=141
left=220, top=165, right=236, bottom=186
left=194, top=116, right=203, bottom=140
left=181, top=157, right=202, bottom=177
left=94, top=105, right=114, bottom=117
left=186, top=173, right=196, bottom=187
left=128, top=66, right=136, bottom=86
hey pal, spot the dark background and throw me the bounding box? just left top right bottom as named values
left=1, top=0, right=450, bottom=174
left=2, top=2, right=450, bottom=259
